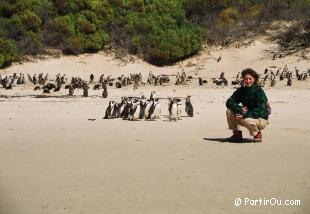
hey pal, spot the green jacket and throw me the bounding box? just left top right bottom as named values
left=226, top=85, right=269, bottom=120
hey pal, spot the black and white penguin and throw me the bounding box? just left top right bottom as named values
left=129, top=99, right=141, bottom=121
left=176, top=98, right=182, bottom=120
left=83, top=84, right=89, bottom=97
left=270, top=78, right=276, bottom=87
left=104, top=101, right=113, bottom=119
left=104, top=101, right=119, bottom=119
left=68, top=84, right=74, bottom=96
left=122, top=99, right=132, bottom=120
left=115, top=81, right=122, bottom=88
left=118, top=97, right=127, bottom=118
left=102, top=81, right=108, bottom=98
left=169, top=98, right=178, bottom=121
left=53, top=87, right=60, bottom=92
left=185, top=96, right=194, bottom=117
left=34, top=86, right=41, bottom=91
left=198, top=77, right=203, bottom=86
left=32, top=74, right=37, bottom=85
left=99, top=74, right=104, bottom=83
left=102, top=87, right=108, bottom=98
left=150, top=91, right=157, bottom=101
left=144, top=100, right=152, bottom=119
left=43, top=88, right=50, bottom=94
left=148, top=98, right=161, bottom=120
left=287, top=78, right=292, bottom=86
left=93, top=84, right=101, bottom=90
left=144, top=92, right=156, bottom=119
left=43, top=83, right=56, bottom=91
left=90, top=74, right=94, bottom=83
left=139, top=96, right=147, bottom=119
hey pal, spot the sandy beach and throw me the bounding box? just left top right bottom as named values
left=0, top=36, right=310, bottom=214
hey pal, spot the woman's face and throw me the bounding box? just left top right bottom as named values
left=243, top=74, right=255, bottom=87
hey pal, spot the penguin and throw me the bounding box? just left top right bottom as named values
left=176, top=98, right=182, bottom=120
left=5, top=76, right=12, bottom=89
left=102, top=81, right=108, bottom=98
left=43, top=83, right=56, bottom=91
left=83, top=84, right=89, bottom=97
left=32, top=74, right=37, bottom=85
left=169, top=98, right=178, bottom=121
left=271, top=78, right=276, bottom=87
left=185, top=96, right=194, bottom=117
left=287, top=78, right=292, bottom=86
left=122, top=100, right=131, bottom=120
left=111, top=102, right=120, bottom=118
left=150, top=91, right=157, bottom=101
left=90, top=74, right=94, bottom=83
left=139, top=96, right=147, bottom=119
left=102, top=87, right=108, bottom=98
left=68, top=84, right=74, bottom=96
left=27, top=74, right=33, bottom=83
left=34, top=86, right=41, bottom=91
left=99, top=74, right=104, bottom=83
left=17, top=74, right=23, bottom=84
left=104, top=101, right=118, bottom=119
left=104, top=101, right=113, bottom=119
left=115, top=81, right=122, bottom=88
left=11, top=77, right=18, bottom=87
left=222, top=78, right=228, bottom=86
left=130, top=99, right=141, bottom=121
left=198, top=77, right=203, bottom=86
left=43, top=88, right=50, bottom=94
left=118, top=97, right=127, bottom=118
left=144, top=100, right=152, bottom=119
left=148, top=98, right=161, bottom=120
left=93, top=84, right=101, bottom=90
left=53, top=87, right=60, bottom=92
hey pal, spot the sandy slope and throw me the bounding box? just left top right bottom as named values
left=0, top=37, right=310, bottom=214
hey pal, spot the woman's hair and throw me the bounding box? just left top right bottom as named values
left=241, top=68, right=259, bottom=85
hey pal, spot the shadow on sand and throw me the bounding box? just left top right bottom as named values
left=203, top=138, right=254, bottom=144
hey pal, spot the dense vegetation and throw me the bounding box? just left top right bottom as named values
left=0, top=0, right=309, bottom=68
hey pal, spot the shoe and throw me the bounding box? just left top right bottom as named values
left=253, top=131, right=262, bottom=142
left=227, top=131, right=243, bottom=142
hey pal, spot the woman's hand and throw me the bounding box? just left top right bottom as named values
left=242, top=107, right=248, bottom=114
left=235, top=114, right=243, bottom=120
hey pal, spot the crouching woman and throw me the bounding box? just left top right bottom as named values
left=226, top=68, right=270, bottom=142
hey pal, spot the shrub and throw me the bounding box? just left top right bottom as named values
left=0, top=37, right=18, bottom=68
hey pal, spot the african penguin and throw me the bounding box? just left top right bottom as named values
left=169, top=98, right=178, bottom=121
left=185, top=96, right=194, bottom=117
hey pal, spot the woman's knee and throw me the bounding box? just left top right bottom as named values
left=257, top=119, right=269, bottom=130
left=242, top=118, right=258, bottom=130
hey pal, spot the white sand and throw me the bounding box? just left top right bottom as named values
left=0, top=36, right=310, bottom=214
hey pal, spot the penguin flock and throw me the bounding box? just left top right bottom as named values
left=1, top=66, right=309, bottom=96
left=259, top=65, right=310, bottom=87
left=104, top=91, right=194, bottom=121
left=0, top=73, right=25, bottom=89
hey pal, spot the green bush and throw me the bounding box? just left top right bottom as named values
left=62, top=35, right=84, bottom=54
left=0, top=0, right=309, bottom=67
left=0, top=37, right=18, bottom=68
